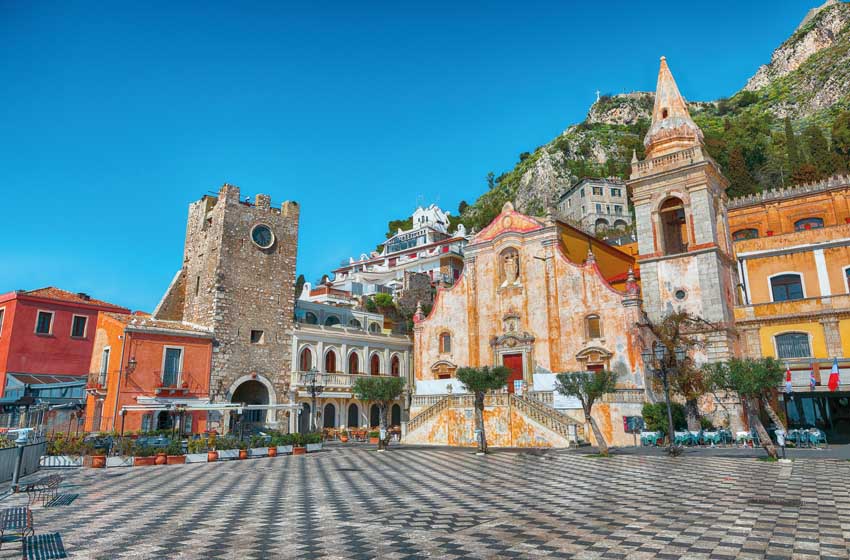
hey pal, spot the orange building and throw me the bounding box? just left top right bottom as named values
left=84, top=312, right=214, bottom=435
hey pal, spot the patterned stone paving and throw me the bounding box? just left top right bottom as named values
left=2, top=446, right=850, bottom=559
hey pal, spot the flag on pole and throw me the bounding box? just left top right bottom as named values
left=810, top=366, right=817, bottom=391
left=784, top=364, right=793, bottom=395
left=828, top=357, right=840, bottom=392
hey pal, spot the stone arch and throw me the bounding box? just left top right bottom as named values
left=299, top=403, right=311, bottom=434
left=226, top=374, right=278, bottom=409
left=594, top=218, right=609, bottom=232
left=370, top=404, right=380, bottom=427
left=390, top=354, right=401, bottom=377
left=229, top=377, right=273, bottom=426
left=299, top=345, right=314, bottom=371
left=324, top=348, right=338, bottom=373
left=347, top=403, right=359, bottom=428
left=613, top=219, right=628, bottom=230
left=348, top=351, right=361, bottom=374
left=324, top=315, right=341, bottom=327
left=391, top=404, right=401, bottom=426
left=658, top=196, right=688, bottom=255
left=323, top=403, right=336, bottom=428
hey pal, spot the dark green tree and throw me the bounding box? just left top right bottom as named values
left=803, top=124, right=835, bottom=179
left=294, top=274, right=306, bottom=299
left=455, top=366, right=511, bottom=453
left=831, top=111, right=850, bottom=172
left=458, top=200, right=469, bottom=215
left=726, top=148, right=759, bottom=197
left=486, top=172, right=496, bottom=190
left=352, top=376, right=405, bottom=451
left=785, top=116, right=802, bottom=173
left=555, top=370, right=618, bottom=456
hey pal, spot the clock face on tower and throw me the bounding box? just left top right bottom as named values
left=251, top=224, right=275, bottom=249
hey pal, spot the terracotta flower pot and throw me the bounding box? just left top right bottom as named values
left=207, top=451, right=219, bottom=462
left=293, top=446, right=306, bottom=455
left=340, top=436, right=349, bottom=443
left=268, top=447, right=277, bottom=457
left=369, top=437, right=379, bottom=444
left=166, top=455, right=186, bottom=465
left=134, top=456, right=155, bottom=466
left=238, top=449, right=248, bottom=460
left=155, top=452, right=167, bottom=465
left=90, top=455, right=107, bottom=469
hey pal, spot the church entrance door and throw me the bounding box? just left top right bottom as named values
left=502, top=354, right=524, bottom=393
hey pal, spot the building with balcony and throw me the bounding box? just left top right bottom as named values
left=556, top=178, right=631, bottom=234
left=0, top=287, right=129, bottom=401
left=83, top=312, right=214, bottom=435
left=288, top=301, right=412, bottom=433
left=329, top=204, right=469, bottom=305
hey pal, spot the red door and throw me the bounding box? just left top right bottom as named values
left=502, top=354, right=524, bottom=393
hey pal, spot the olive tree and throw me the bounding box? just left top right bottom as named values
left=455, top=366, right=511, bottom=454
left=555, top=370, right=618, bottom=456
left=703, top=358, right=784, bottom=459
left=353, top=376, right=405, bottom=451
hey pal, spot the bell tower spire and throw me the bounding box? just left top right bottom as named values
left=644, top=56, right=704, bottom=159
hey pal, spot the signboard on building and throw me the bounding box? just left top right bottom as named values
left=623, top=416, right=644, bottom=434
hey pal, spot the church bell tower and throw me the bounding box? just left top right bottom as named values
left=627, top=57, right=738, bottom=361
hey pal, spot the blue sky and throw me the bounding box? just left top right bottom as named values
left=1, top=1, right=813, bottom=311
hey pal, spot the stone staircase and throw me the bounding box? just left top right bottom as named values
left=509, top=393, right=585, bottom=444
left=407, top=395, right=449, bottom=434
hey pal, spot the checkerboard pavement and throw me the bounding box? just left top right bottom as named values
left=2, top=446, right=850, bottom=559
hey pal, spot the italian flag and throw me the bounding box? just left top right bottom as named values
left=828, top=357, right=840, bottom=392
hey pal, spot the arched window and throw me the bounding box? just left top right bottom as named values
left=324, top=315, right=340, bottom=327
left=370, top=354, right=381, bottom=375
left=732, top=228, right=759, bottom=241
left=775, top=332, right=811, bottom=359
left=391, top=355, right=400, bottom=377
left=586, top=315, right=602, bottom=339
left=323, top=403, right=336, bottom=428
left=324, top=350, right=337, bottom=373
left=794, top=217, right=824, bottom=231
left=439, top=332, right=452, bottom=353
left=659, top=197, right=687, bottom=255
left=391, top=404, right=401, bottom=426
left=369, top=322, right=380, bottom=333
left=613, top=219, right=628, bottom=230
left=594, top=218, right=609, bottom=232
left=304, top=312, right=318, bottom=325
left=349, top=318, right=362, bottom=329
left=299, top=347, right=313, bottom=371
left=347, top=403, right=359, bottom=427
left=770, top=274, right=804, bottom=302
left=348, top=352, right=360, bottom=375
left=370, top=404, right=380, bottom=427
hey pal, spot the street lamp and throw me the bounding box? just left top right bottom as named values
left=642, top=343, right=687, bottom=453
left=303, top=368, right=324, bottom=433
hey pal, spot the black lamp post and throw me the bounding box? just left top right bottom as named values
left=303, top=368, right=324, bottom=433
left=641, top=344, right=686, bottom=452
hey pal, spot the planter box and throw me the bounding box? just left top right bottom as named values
left=40, top=455, right=83, bottom=468
left=106, top=456, right=134, bottom=468
left=248, top=447, right=268, bottom=458
left=186, top=453, right=208, bottom=464
left=306, top=443, right=323, bottom=453
left=134, top=456, right=156, bottom=466
left=217, top=449, right=238, bottom=460
left=292, top=447, right=306, bottom=455
left=166, top=455, right=186, bottom=465
left=276, top=445, right=293, bottom=455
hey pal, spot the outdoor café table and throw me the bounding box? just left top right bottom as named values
left=736, top=431, right=753, bottom=446
left=640, top=431, right=661, bottom=446
left=702, top=431, right=719, bottom=445
left=674, top=431, right=694, bottom=445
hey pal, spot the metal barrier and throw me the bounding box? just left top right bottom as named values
left=0, top=439, right=47, bottom=483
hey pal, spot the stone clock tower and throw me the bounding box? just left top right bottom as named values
left=627, top=57, right=738, bottom=361
left=155, top=183, right=299, bottom=425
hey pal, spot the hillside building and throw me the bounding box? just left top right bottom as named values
left=556, top=178, right=631, bottom=234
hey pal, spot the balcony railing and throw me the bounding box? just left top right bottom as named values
left=294, top=371, right=400, bottom=388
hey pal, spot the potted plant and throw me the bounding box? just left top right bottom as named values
left=292, top=433, right=306, bottom=455
left=238, top=440, right=248, bottom=460
left=90, top=447, right=108, bottom=469
left=339, top=430, right=349, bottom=443
left=42, top=434, right=86, bottom=468
left=216, top=437, right=238, bottom=460
left=248, top=435, right=269, bottom=458
left=166, top=440, right=186, bottom=465
left=368, top=431, right=380, bottom=445
left=306, top=432, right=324, bottom=452
left=134, top=445, right=156, bottom=466
left=186, top=438, right=209, bottom=463
left=154, top=446, right=168, bottom=465
left=276, top=432, right=294, bottom=455
left=267, top=434, right=279, bottom=457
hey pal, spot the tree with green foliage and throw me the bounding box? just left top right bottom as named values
left=455, top=366, right=511, bottom=454
left=458, top=200, right=469, bottom=215
left=785, top=116, right=802, bottom=173
left=831, top=111, right=850, bottom=172
left=702, top=358, right=784, bottom=459
left=803, top=124, right=835, bottom=179
left=486, top=172, right=496, bottom=190
left=641, top=402, right=686, bottom=434
left=373, top=293, right=394, bottom=309
left=555, top=370, right=618, bottom=456
left=294, top=274, right=306, bottom=299
left=726, top=148, right=759, bottom=197
left=352, top=376, right=405, bottom=451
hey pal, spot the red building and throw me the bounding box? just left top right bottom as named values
left=0, top=288, right=129, bottom=398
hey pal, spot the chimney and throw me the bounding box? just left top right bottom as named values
left=77, top=292, right=91, bottom=301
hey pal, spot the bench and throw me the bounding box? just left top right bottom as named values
left=0, top=507, right=34, bottom=551
left=22, top=475, right=62, bottom=507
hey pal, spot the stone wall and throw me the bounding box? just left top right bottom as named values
left=396, top=271, right=433, bottom=316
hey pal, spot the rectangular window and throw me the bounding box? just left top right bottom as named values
left=35, top=311, right=54, bottom=335
left=771, top=274, right=804, bottom=302
left=0, top=308, right=5, bottom=337
left=162, top=347, right=183, bottom=386
left=776, top=333, right=811, bottom=359
left=615, top=205, right=623, bottom=215
left=195, top=276, right=200, bottom=296
left=71, top=315, right=87, bottom=338
left=592, top=187, right=603, bottom=196
left=596, top=204, right=602, bottom=214
left=99, top=348, right=110, bottom=385
left=580, top=188, right=585, bottom=197
left=250, top=330, right=265, bottom=344
left=611, top=188, right=622, bottom=197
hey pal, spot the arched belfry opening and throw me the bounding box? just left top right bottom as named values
left=659, top=197, right=688, bottom=255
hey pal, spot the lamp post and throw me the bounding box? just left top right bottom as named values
left=303, top=368, right=324, bottom=433
left=641, top=344, right=686, bottom=452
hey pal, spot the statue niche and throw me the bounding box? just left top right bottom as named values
left=500, top=248, right=520, bottom=288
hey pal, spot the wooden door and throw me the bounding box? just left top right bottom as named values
left=502, top=354, right=524, bottom=393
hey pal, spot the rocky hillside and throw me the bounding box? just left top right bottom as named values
left=435, top=0, right=850, bottom=234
